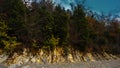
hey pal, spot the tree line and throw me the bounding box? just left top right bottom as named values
left=0, top=0, right=120, bottom=54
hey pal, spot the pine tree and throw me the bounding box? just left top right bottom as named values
left=0, top=19, right=20, bottom=53
left=53, top=5, right=70, bottom=45
left=71, top=5, right=91, bottom=51
left=1, top=0, right=29, bottom=45
left=36, top=1, right=54, bottom=46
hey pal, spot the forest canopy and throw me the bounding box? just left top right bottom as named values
left=0, top=0, right=120, bottom=54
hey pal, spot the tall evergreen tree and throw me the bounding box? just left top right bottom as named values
left=53, top=5, right=70, bottom=45
left=37, top=1, right=54, bottom=46
left=1, top=0, right=29, bottom=45
left=71, top=5, right=91, bottom=51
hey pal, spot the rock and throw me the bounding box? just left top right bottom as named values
left=110, top=54, right=119, bottom=59
left=31, top=57, right=36, bottom=63
left=103, top=52, right=111, bottom=59
left=0, top=64, right=7, bottom=68
left=68, top=54, right=74, bottom=62
left=0, top=54, right=8, bottom=63
left=86, top=53, right=95, bottom=61
left=22, top=65, right=30, bottom=68
left=8, top=64, right=20, bottom=68
left=15, top=56, right=22, bottom=65
left=5, top=59, right=120, bottom=68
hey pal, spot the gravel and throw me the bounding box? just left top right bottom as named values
left=0, top=59, right=120, bottom=68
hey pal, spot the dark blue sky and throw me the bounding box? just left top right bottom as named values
left=53, top=0, right=120, bottom=15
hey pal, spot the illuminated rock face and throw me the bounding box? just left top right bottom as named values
left=0, top=47, right=119, bottom=66
left=0, top=49, right=120, bottom=68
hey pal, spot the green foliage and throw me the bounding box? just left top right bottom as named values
left=31, top=39, right=38, bottom=48
left=1, top=0, right=28, bottom=43
left=0, top=0, right=120, bottom=54
left=97, top=37, right=108, bottom=46
left=53, top=5, right=70, bottom=45
left=1, top=37, right=21, bottom=53
left=36, top=3, right=54, bottom=45
left=0, top=21, right=9, bottom=48
left=44, top=35, right=59, bottom=46
left=0, top=21, right=20, bottom=53
left=70, top=4, right=92, bottom=51
left=44, top=35, right=59, bottom=51
left=0, top=21, right=9, bottom=38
